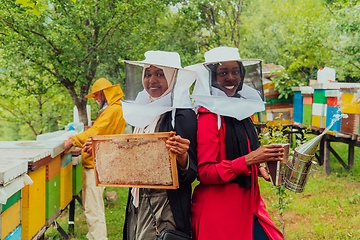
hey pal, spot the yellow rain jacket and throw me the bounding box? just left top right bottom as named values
left=72, top=84, right=125, bottom=168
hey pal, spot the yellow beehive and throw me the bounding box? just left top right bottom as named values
left=60, top=163, right=73, bottom=209
left=312, top=115, right=326, bottom=128
left=22, top=167, right=46, bottom=240
left=263, top=82, right=275, bottom=90
left=1, top=200, right=21, bottom=239
left=341, top=93, right=360, bottom=114
left=253, top=114, right=259, bottom=123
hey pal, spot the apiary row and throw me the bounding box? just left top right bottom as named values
left=0, top=140, right=82, bottom=240
left=292, top=83, right=360, bottom=136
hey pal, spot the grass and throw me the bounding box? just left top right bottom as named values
left=45, top=142, right=360, bottom=240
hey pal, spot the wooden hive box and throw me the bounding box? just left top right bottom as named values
left=92, top=132, right=179, bottom=189
left=72, top=164, right=82, bottom=196
left=22, top=167, right=46, bottom=240
left=0, top=200, right=21, bottom=240
left=45, top=174, right=61, bottom=226
left=60, top=163, right=73, bottom=210
left=3, top=225, right=21, bottom=240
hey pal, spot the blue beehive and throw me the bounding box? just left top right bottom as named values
left=326, top=106, right=341, bottom=131
left=293, top=91, right=303, bottom=124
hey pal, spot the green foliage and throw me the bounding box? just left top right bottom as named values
left=271, top=70, right=304, bottom=99
left=0, top=63, right=73, bottom=138
left=272, top=184, right=292, bottom=215
left=259, top=114, right=290, bottom=145
left=0, top=0, right=178, bottom=125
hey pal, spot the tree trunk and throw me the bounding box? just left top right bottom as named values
left=76, top=100, right=89, bottom=126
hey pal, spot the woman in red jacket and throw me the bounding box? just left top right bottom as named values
left=187, top=47, right=284, bottom=240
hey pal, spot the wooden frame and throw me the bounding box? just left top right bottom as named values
left=91, top=132, right=179, bottom=189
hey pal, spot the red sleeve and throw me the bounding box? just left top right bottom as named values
left=197, top=109, right=251, bottom=185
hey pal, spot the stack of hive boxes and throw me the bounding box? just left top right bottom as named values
left=263, top=80, right=293, bottom=126
left=312, top=87, right=327, bottom=128
left=301, top=87, right=314, bottom=126
left=61, top=151, right=73, bottom=210
left=292, top=86, right=314, bottom=126
left=325, top=90, right=341, bottom=132
left=293, top=89, right=303, bottom=125
left=45, top=154, right=61, bottom=227
left=340, top=87, right=360, bottom=135
left=0, top=158, right=29, bottom=240
left=0, top=145, right=53, bottom=240
left=72, top=148, right=82, bottom=197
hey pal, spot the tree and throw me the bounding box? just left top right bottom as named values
left=322, top=1, right=360, bottom=81
left=0, top=59, right=73, bottom=138
left=0, top=0, right=176, bottom=125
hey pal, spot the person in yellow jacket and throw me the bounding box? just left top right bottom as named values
left=64, top=78, right=125, bottom=240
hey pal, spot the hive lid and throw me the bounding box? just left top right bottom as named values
left=0, top=159, right=28, bottom=185
left=0, top=174, right=32, bottom=204
left=0, top=141, right=64, bottom=158
left=325, top=90, right=340, bottom=97
left=0, top=148, right=51, bottom=162
left=299, top=86, right=314, bottom=94
left=36, top=130, right=78, bottom=142
left=292, top=86, right=311, bottom=92
left=312, top=82, right=360, bottom=90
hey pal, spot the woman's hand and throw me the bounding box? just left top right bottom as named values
left=166, top=135, right=190, bottom=169
left=83, top=138, right=93, bottom=154
left=258, top=165, right=270, bottom=181
left=245, top=144, right=284, bottom=166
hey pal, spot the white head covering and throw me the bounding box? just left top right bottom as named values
left=142, top=64, right=176, bottom=102
left=122, top=50, right=197, bottom=128
left=186, top=47, right=265, bottom=121
left=122, top=51, right=197, bottom=208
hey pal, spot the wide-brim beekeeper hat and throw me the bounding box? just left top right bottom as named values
left=122, top=50, right=183, bottom=69
left=85, top=78, right=120, bottom=98
left=120, top=50, right=198, bottom=128
left=185, top=46, right=265, bottom=121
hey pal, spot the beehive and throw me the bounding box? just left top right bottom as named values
left=312, top=103, right=327, bottom=128
left=45, top=174, right=61, bottom=225
left=61, top=152, right=72, bottom=168
left=22, top=167, right=46, bottom=240
left=0, top=200, right=21, bottom=239
left=72, top=164, right=82, bottom=196
left=301, top=87, right=314, bottom=126
left=325, top=90, right=341, bottom=131
left=340, top=114, right=359, bottom=135
left=60, top=163, right=73, bottom=209
left=293, top=90, right=303, bottom=124
left=3, top=225, right=21, bottom=240
left=340, top=87, right=360, bottom=135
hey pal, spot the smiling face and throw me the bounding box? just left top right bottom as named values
left=143, top=65, right=169, bottom=98
left=215, top=61, right=242, bottom=97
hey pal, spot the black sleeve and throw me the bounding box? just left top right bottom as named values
left=159, top=109, right=198, bottom=185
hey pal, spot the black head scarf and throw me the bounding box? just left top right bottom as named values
left=224, top=116, right=260, bottom=188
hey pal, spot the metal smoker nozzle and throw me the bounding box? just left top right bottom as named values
left=295, top=130, right=327, bottom=156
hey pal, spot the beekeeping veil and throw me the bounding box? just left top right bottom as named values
left=122, top=51, right=197, bottom=128
left=186, top=47, right=265, bottom=121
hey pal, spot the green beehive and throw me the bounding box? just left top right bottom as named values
left=45, top=174, right=60, bottom=221
left=303, top=104, right=312, bottom=126
left=72, top=164, right=82, bottom=196
left=313, top=89, right=327, bottom=104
